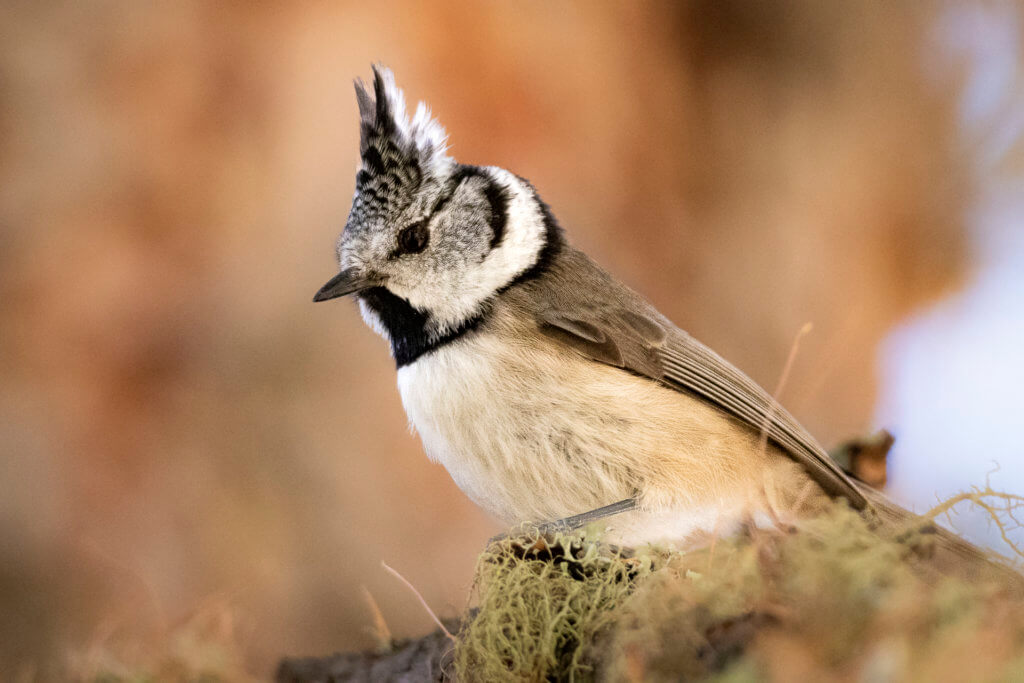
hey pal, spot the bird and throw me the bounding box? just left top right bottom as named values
left=309, top=66, right=992, bottom=554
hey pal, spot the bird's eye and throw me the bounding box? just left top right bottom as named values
left=397, top=221, right=429, bottom=255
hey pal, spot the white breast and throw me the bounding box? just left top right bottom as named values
left=396, top=330, right=821, bottom=545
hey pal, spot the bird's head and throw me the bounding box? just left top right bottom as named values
left=314, top=66, right=560, bottom=364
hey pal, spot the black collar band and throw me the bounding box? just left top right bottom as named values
left=358, top=287, right=484, bottom=367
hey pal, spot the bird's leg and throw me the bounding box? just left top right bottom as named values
left=488, top=498, right=638, bottom=545
left=540, top=497, right=639, bottom=533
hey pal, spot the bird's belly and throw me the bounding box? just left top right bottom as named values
left=396, top=335, right=815, bottom=538
left=397, top=342, right=637, bottom=523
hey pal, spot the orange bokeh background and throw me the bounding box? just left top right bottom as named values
left=1, top=1, right=1003, bottom=678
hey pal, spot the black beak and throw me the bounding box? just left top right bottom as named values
left=313, top=268, right=378, bottom=302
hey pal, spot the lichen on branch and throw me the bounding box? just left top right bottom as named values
left=453, top=496, right=1024, bottom=682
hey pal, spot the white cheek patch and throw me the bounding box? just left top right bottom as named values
left=415, top=168, right=547, bottom=334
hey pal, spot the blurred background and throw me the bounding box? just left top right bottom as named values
left=1, top=0, right=1021, bottom=679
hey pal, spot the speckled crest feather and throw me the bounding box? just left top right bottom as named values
left=336, top=68, right=553, bottom=369
left=354, top=65, right=453, bottom=182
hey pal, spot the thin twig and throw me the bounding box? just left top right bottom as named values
left=924, top=487, right=1024, bottom=560
left=758, top=323, right=813, bottom=523
left=758, top=322, right=813, bottom=457
left=381, top=561, right=457, bottom=642
left=360, top=585, right=393, bottom=649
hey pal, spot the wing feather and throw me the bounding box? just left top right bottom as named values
left=659, top=338, right=865, bottom=506
left=517, top=247, right=867, bottom=509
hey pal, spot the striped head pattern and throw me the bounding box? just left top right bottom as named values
left=329, top=66, right=559, bottom=366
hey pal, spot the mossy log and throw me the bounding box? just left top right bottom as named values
left=276, top=434, right=1024, bottom=683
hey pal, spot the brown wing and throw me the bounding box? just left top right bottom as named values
left=519, top=249, right=867, bottom=509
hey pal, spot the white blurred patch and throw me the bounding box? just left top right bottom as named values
left=876, top=3, right=1024, bottom=551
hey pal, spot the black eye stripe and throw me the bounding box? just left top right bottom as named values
left=429, top=168, right=476, bottom=216
left=429, top=188, right=457, bottom=217
left=422, top=167, right=508, bottom=245
left=379, top=165, right=508, bottom=260
left=482, top=180, right=509, bottom=250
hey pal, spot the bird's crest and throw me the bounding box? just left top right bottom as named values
left=355, top=65, right=453, bottom=185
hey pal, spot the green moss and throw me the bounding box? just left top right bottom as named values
left=455, top=501, right=1024, bottom=682
left=454, top=527, right=654, bottom=682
